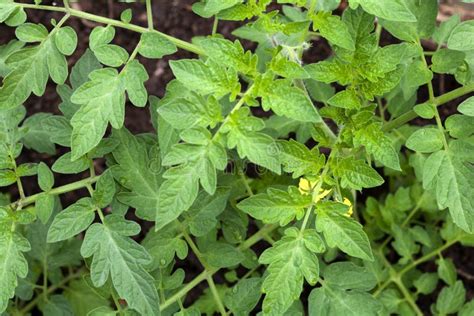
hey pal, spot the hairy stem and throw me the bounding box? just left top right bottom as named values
left=8, top=176, right=99, bottom=209
left=16, top=2, right=204, bottom=55
left=382, top=83, right=474, bottom=132
left=145, top=0, right=154, bottom=30
left=160, top=224, right=278, bottom=311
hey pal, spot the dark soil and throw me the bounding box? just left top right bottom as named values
left=1, top=0, right=473, bottom=314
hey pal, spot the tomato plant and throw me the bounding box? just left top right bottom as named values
left=1, top=0, right=474, bottom=315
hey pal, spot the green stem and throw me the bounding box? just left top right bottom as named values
left=206, top=275, right=227, bottom=315
left=160, top=224, right=278, bottom=311
left=145, top=0, right=154, bottom=30
left=212, top=17, right=219, bottom=35
left=382, top=83, right=474, bottom=132
left=8, top=176, right=99, bottom=209
left=374, top=239, right=459, bottom=298
left=392, top=278, right=423, bottom=316
left=16, top=2, right=204, bottom=55
left=20, top=270, right=84, bottom=314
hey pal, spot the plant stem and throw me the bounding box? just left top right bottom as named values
left=20, top=270, right=84, bottom=314
left=212, top=17, right=219, bottom=35
left=392, top=278, right=423, bottom=316
left=374, top=239, right=459, bottom=298
left=160, top=224, right=277, bottom=311
left=206, top=275, right=227, bottom=315
left=16, top=2, right=204, bottom=55
left=145, top=0, right=154, bottom=30
left=8, top=176, right=99, bottom=209
left=382, top=83, right=474, bottom=132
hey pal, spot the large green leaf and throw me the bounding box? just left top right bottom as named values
left=80, top=215, right=160, bottom=315
left=423, top=148, right=474, bottom=232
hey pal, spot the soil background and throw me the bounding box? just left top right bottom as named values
left=1, top=0, right=474, bottom=314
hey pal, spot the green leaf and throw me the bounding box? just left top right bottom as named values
left=169, top=59, right=240, bottom=98
left=309, top=286, right=382, bottom=315
left=224, top=278, right=262, bottom=315
left=22, top=113, right=56, bottom=155
left=39, top=294, right=74, bottom=316
left=54, top=26, right=78, bottom=56
left=0, top=40, right=24, bottom=77
left=204, top=0, right=242, bottom=16
left=431, top=49, right=465, bottom=74
left=278, top=139, right=325, bottom=178
left=47, top=197, right=96, bottom=243
left=259, top=80, right=321, bottom=123
left=323, top=262, right=377, bottom=291
left=80, top=215, right=160, bottom=315
left=158, top=93, right=222, bottom=129
left=335, top=157, right=384, bottom=190
left=0, top=231, right=31, bottom=313
left=458, top=97, right=474, bottom=117
left=316, top=201, right=374, bottom=261
left=89, top=26, right=128, bottom=67
left=35, top=193, right=55, bottom=224
left=224, top=108, right=281, bottom=174
left=52, top=152, right=89, bottom=174
left=120, top=8, right=132, bottom=23
left=155, top=165, right=200, bottom=230
left=184, top=188, right=229, bottom=237
left=202, top=242, right=244, bottom=268
left=92, top=170, right=116, bottom=208
left=162, top=128, right=226, bottom=195
left=0, top=33, right=69, bottom=109
left=423, top=149, right=474, bottom=232
left=37, top=162, right=54, bottom=192
left=437, top=257, right=457, bottom=286
left=435, top=281, right=466, bottom=315
left=327, top=89, right=361, bottom=109
left=111, top=128, right=162, bottom=221
left=349, top=0, right=416, bottom=22
left=238, top=187, right=311, bottom=226
left=142, top=222, right=188, bottom=269
left=313, top=13, right=355, bottom=51
left=259, top=228, right=320, bottom=315
left=138, top=32, right=177, bottom=59
left=405, top=127, right=444, bottom=153
left=0, top=170, right=16, bottom=187
left=433, top=14, right=460, bottom=45
left=448, top=20, right=474, bottom=51
left=70, top=61, right=148, bottom=159
left=15, top=23, right=48, bottom=42
left=64, top=279, right=111, bottom=316
left=354, top=123, right=401, bottom=170
left=199, top=37, right=257, bottom=75
left=414, top=273, right=438, bottom=295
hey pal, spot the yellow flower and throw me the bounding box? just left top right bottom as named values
left=343, top=197, right=353, bottom=217
left=298, top=178, right=315, bottom=195
left=298, top=178, right=331, bottom=203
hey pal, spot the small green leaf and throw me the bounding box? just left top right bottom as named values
left=238, top=187, right=311, bottom=226
left=336, top=158, right=384, bottom=190
left=448, top=20, right=474, bottom=51
left=406, top=127, right=444, bottom=153
left=120, top=8, right=132, bottom=23
left=37, top=162, right=54, bottom=192
left=316, top=201, right=374, bottom=261
left=349, top=0, right=417, bottom=22
left=458, top=97, right=474, bottom=117
left=435, top=281, right=466, bottom=315
left=47, top=197, right=96, bottom=243
left=54, top=26, right=78, bottom=56
left=15, top=23, right=48, bottom=42
left=138, top=32, right=177, bottom=59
